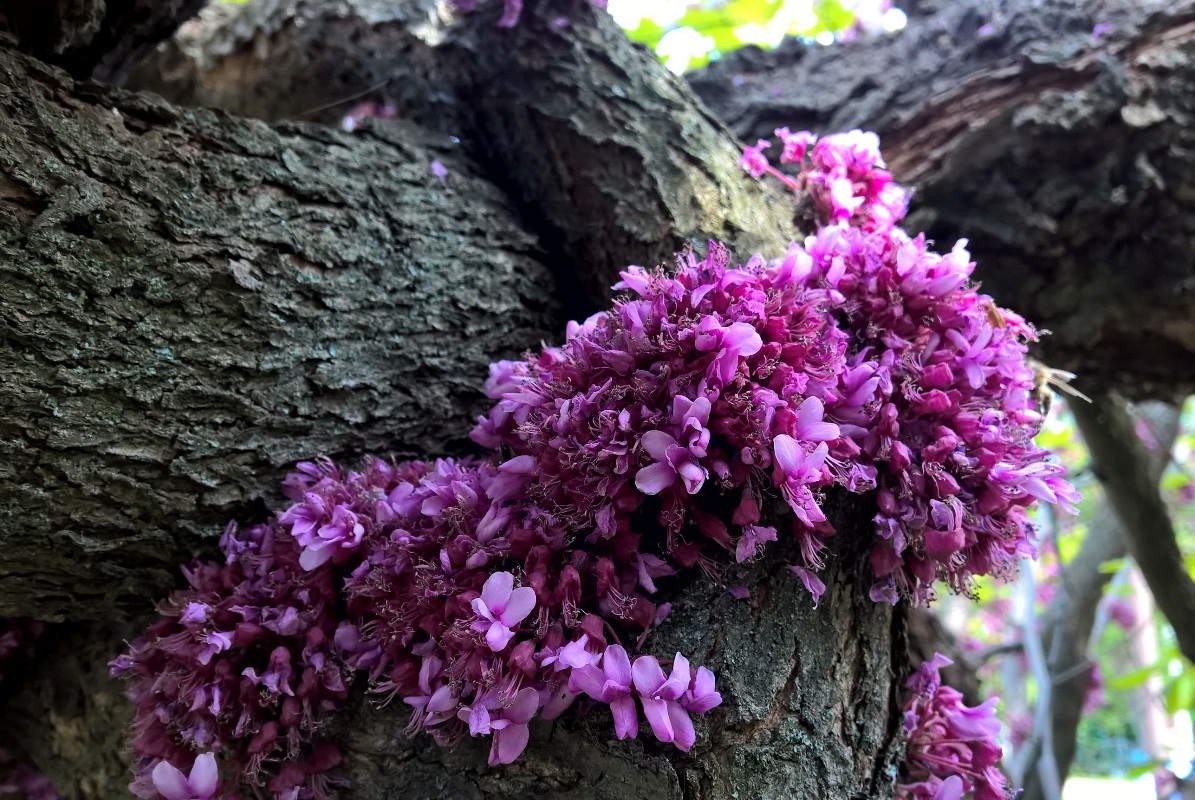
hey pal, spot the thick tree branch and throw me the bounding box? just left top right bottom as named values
left=126, top=0, right=800, bottom=306
left=690, top=0, right=1195, bottom=399
left=1069, top=392, right=1195, bottom=663
left=0, top=43, right=560, bottom=620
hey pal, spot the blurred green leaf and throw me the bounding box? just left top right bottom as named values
left=1107, top=664, right=1158, bottom=691
left=1165, top=669, right=1195, bottom=713
left=1098, top=558, right=1128, bottom=575
left=811, top=0, right=855, bottom=34
left=625, top=17, right=667, bottom=49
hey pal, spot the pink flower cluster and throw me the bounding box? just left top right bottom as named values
left=898, top=654, right=1009, bottom=800
left=111, top=129, right=1073, bottom=799
left=111, top=517, right=350, bottom=800
left=743, top=128, right=1078, bottom=603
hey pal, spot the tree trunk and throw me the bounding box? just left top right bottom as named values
left=0, top=3, right=907, bottom=799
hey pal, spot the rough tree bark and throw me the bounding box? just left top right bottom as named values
left=0, top=45, right=560, bottom=621
left=127, top=0, right=1195, bottom=399
left=0, top=3, right=906, bottom=800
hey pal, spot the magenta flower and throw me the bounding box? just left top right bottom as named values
left=787, top=565, right=826, bottom=606
left=739, top=139, right=771, bottom=179
left=772, top=437, right=829, bottom=527
left=681, top=666, right=722, bottom=714
left=631, top=653, right=695, bottom=751
left=471, top=572, right=536, bottom=651
left=459, top=687, right=541, bottom=765
left=934, top=776, right=964, bottom=800
left=775, top=127, right=816, bottom=164
left=150, top=754, right=218, bottom=800
left=282, top=500, right=365, bottom=571
left=635, top=430, right=708, bottom=496
left=569, top=645, right=638, bottom=739
left=735, top=524, right=777, bottom=563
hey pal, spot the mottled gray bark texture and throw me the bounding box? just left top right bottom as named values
left=124, top=0, right=800, bottom=306
left=0, top=2, right=910, bottom=799
left=129, top=0, right=1195, bottom=399
left=0, top=43, right=560, bottom=621
left=690, top=0, right=1195, bottom=400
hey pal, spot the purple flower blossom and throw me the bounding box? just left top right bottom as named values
left=740, top=139, right=772, bottom=179
left=635, top=430, right=708, bottom=495
left=569, top=645, right=638, bottom=739
left=150, top=753, right=218, bottom=800
left=459, top=687, right=541, bottom=765
left=897, top=654, right=1011, bottom=800
left=631, top=654, right=696, bottom=751
left=472, top=572, right=537, bottom=651
left=114, top=128, right=1074, bottom=794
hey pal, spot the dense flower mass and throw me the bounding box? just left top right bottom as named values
left=112, top=129, right=1073, bottom=799
left=897, top=654, right=1009, bottom=800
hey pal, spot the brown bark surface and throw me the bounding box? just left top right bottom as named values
left=126, top=0, right=800, bottom=306
left=127, top=0, right=1195, bottom=398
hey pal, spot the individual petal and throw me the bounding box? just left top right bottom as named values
left=641, top=430, right=679, bottom=461
left=568, top=665, right=607, bottom=700
left=610, top=694, right=639, bottom=740
left=934, top=775, right=964, bottom=800
left=505, top=687, right=541, bottom=724
left=490, top=723, right=531, bottom=765
left=660, top=654, right=691, bottom=700
left=602, top=645, right=633, bottom=689
left=480, top=572, right=514, bottom=613
left=772, top=434, right=802, bottom=477
left=150, top=761, right=191, bottom=800
left=501, top=586, right=537, bottom=626
left=187, top=753, right=219, bottom=799
left=666, top=702, right=696, bottom=752
left=676, top=460, right=707, bottom=494
left=298, top=542, right=336, bottom=571
left=639, top=696, right=674, bottom=743
left=631, top=655, right=667, bottom=696
left=485, top=622, right=516, bottom=652
left=723, top=322, right=763, bottom=357
left=635, top=462, right=676, bottom=495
